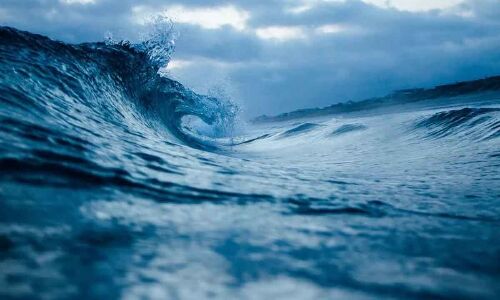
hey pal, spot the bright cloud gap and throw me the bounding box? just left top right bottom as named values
left=256, top=26, right=306, bottom=41
left=132, top=5, right=250, bottom=31
left=60, top=0, right=96, bottom=5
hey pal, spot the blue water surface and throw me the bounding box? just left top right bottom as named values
left=1, top=27, right=500, bottom=300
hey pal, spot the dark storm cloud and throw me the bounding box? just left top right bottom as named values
left=1, top=0, right=499, bottom=116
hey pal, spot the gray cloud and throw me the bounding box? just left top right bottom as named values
left=1, top=0, right=499, bottom=116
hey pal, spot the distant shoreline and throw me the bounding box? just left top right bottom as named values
left=252, top=75, right=500, bottom=123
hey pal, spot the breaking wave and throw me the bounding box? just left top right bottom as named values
left=0, top=26, right=238, bottom=152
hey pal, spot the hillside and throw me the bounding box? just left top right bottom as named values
left=253, top=75, right=500, bottom=123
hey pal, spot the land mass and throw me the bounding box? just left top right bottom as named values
left=253, top=75, right=500, bottom=123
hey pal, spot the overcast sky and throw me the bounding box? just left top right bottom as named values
left=1, top=0, right=500, bottom=116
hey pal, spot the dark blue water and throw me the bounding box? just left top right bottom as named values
left=1, top=27, right=500, bottom=300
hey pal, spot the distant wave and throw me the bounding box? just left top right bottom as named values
left=330, top=124, right=367, bottom=136
left=278, top=123, right=324, bottom=138
left=412, top=107, right=500, bottom=140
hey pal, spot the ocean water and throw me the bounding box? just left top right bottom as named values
left=0, top=26, right=500, bottom=300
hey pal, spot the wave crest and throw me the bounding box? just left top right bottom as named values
left=413, top=107, right=500, bottom=140
left=0, top=26, right=238, bottom=150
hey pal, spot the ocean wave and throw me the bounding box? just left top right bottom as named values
left=0, top=26, right=238, bottom=151
left=278, top=123, right=324, bottom=138
left=412, top=107, right=500, bottom=140
left=330, top=124, right=367, bottom=136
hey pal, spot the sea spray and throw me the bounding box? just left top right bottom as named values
left=104, top=15, right=178, bottom=73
